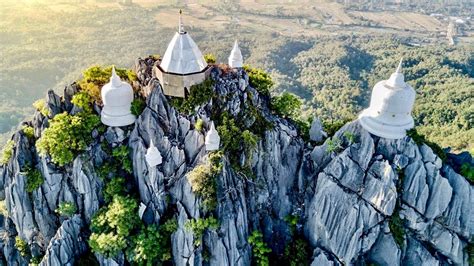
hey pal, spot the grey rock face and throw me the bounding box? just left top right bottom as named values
left=309, top=118, right=327, bottom=142
left=0, top=58, right=472, bottom=266
left=367, top=230, right=401, bottom=266
left=39, top=215, right=86, bottom=266
left=306, top=120, right=472, bottom=265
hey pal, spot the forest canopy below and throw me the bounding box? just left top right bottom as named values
left=0, top=1, right=472, bottom=152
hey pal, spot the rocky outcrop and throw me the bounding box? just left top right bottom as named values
left=0, top=56, right=471, bottom=266
left=39, top=215, right=86, bottom=266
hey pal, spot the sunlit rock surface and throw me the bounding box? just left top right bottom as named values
left=0, top=57, right=471, bottom=266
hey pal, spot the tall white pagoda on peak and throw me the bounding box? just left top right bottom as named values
left=358, top=59, right=416, bottom=139
left=228, top=40, right=243, bottom=68
left=154, top=10, right=211, bottom=98
left=100, top=67, right=136, bottom=127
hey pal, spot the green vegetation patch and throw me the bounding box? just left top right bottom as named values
left=271, top=92, right=302, bottom=118
left=78, top=65, right=137, bottom=104
left=22, top=125, right=35, bottom=140
left=204, top=53, right=217, bottom=64
left=89, top=195, right=141, bottom=257
left=216, top=113, right=259, bottom=175
left=170, top=79, right=214, bottom=114
left=0, top=200, right=7, bottom=217
left=185, top=217, right=219, bottom=247
left=389, top=210, right=405, bottom=248
left=130, top=98, right=146, bottom=117
left=283, top=238, right=311, bottom=266
left=36, top=112, right=100, bottom=166
left=326, top=137, right=343, bottom=154
left=0, top=139, right=14, bottom=165
left=25, top=167, right=44, bottom=193
left=248, top=231, right=272, bottom=266
left=33, top=99, right=50, bottom=117
left=187, top=152, right=223, bottom=210
left=56, top=202, right=77, bottom=217
left=407, top=128, right=447, bottom=161
left=194, top=119, right=204, bottom=132
left=112, top=146, right=133, bottom=174
left=243, top=65, right=274, bottom=97
left=36, top=91, right=100, bottom=166
left=15, top=236, right=29, bottom=258
left=104, top=177, right=126, bottom=203
left=460, top=163, right=474, bottom=183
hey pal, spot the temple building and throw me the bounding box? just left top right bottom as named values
left=100, top=67, right=136, bottom=127
left=358, top=59, right=416, bottom=139
left=205, top=122, right=220, bottom=151
left=154, top=10, right=211, bottom=98
left=228, top=40, right=243, bottom=68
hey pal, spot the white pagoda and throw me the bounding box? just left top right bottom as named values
left=228, top=40, right=243, bottom=68
left=100, top=67, right=136, bottom=127
left=154, top=10, right=211, bottom=98
left=145, top=140, right=163, bottom=167
left=205, top=122, right=220, bottom=151
left=358, top=59, right=416, bottom=139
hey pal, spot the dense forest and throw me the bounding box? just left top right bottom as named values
left=0, top=0, right=472, bottom=152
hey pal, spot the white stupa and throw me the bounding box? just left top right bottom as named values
left=145, top=140, right=162, bottom=167
left=205, top=122, right=220, bottom=151
left=101, top=67, right=136, bottom=127
left=138, top=202, right=147, bottom=220
left=154, top=10, right=211, bottom=98
left=228, top=40, right=243, bottom=68
left=358, top=59, right=416, bottom=139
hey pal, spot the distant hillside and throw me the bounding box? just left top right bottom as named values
left=0, top=1, right=472, bottom=151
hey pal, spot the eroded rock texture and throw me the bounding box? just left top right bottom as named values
left=0, top=57, right=471, bottom=265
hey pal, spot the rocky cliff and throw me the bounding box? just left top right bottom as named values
left=0, top=57, right=472, bottom=266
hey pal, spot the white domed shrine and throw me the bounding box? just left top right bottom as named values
left=100, top=67, right=136, bottom=127
left=358, top=59, right=416, bottom=139
left=154, top=10, right=211, bottom=98
left=205, top=122, right=220, bottom=151
left=228, top=40, right=243, bottom=68
left=145, top=140, right=163, bottom=167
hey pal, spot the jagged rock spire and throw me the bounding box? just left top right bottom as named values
left=228, top=40, right=243, bottom=68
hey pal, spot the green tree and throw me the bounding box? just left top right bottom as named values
left=243, top=65, right=274, bottom=97
left=271, top=92, right=302, bottom=118
left=248, top=231, right=271, bottom=266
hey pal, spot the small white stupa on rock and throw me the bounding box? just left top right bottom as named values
left=228, top=40, right=243, bottom=68
left=154, top=10, right=211, bottom=98
left=205, top=122, right=220, bottom=151
left=101, top=67, right=136, bottom=127
left=145, top=140, right=162, bottom=167
left=358, top=59, right=416, bottom=139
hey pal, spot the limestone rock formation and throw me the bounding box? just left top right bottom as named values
left=0, top=56, right=471, bottom=266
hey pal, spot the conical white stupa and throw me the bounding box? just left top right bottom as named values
left=160, top=10, right=207, bottom=74
left=228, top=40, right=243, bottom=68
left=205, top=122, right=220, bottom=151
left=100, top=67, right=136, bottom=127
left=358, top=59, right=416, bottom=139
left=145, top=140, right=162, bottom=167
